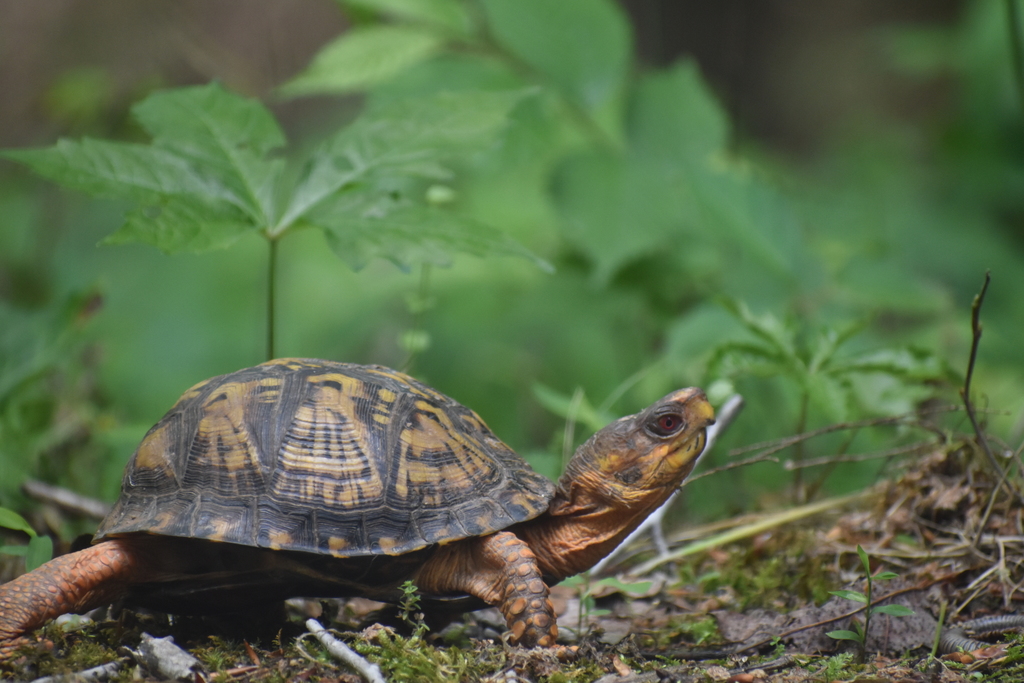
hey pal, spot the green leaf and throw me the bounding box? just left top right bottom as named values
left=1, top=139, right=231, bottom=202
left=553, top=150, right=687, bottom=286
left=806, top=321, right=866, bottom=374
left=132, top=83, right=285, bottom=222
left=531, top=383, right=613, bottom=434
left=705, top=340, right=789, bottom=380
left=591, top=576, right=655, bottom=597
left=719, top=299, right=801, bottom=367
left=829, top=590, right=868, bottom=603
left=0, top=508, right=36, bottom=536
left=629, top=61, right=728, bottom=163
left=805, top=372, right=851, bottom=423
left=873, top=571, right=899, bottom=581
left=857, top=545, right=871, bottom=576
left=341, top=89, right=530, bottom=167
left=278, top=90, right=528, bottom=229
left=831, top=347, right=955, bottom=383
left=871, top=604, right=915, bottom=617
left=310, top=193, right=549, bottom=272
left=25, top=535, right=53, bottom=572
left=826, top=630, right=862, bottom=642
left=279, top=25, right=446, bottom=97
left=0, top=545, right=29, bottom=557
left=346, top=0, right=472, bottom=34
left=102, top=198, right=255, bottom=253
left=481, top=0, right=630, bottom=111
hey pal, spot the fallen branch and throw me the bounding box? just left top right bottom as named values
left=21, top=480, right=112, bottom=520
left=305, top=618, right=386, bottom=683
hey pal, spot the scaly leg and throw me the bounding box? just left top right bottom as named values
left=417, top=531, right=557, bottom=647
left=0, top=540, right=137, bottom=655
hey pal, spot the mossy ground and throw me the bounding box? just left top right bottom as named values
left=4, top=438, right=1024, bottom=682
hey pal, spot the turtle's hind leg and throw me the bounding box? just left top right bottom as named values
left=0, top=540, right=137, bottom=655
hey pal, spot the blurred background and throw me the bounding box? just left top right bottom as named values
left=1, top=0, right=1021, bottom=541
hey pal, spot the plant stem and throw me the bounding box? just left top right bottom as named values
left=792, top=390, right=809, bottom=503
left=930, top=601, right=947, bottom=661
left=267, top=237, right=278, bottom=361
left=861, top=568, right=873, bottom=659
left=1006, top=0, right=1024, bottom=114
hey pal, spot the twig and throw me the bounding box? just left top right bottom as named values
left=21, top=480, right=112, bottom=520
left=784, top=442, right=933, bottom=470
left=305, top=619, right=386, bottom=683
left=728, top=406, right=961, bottom=458
left=960, top=273, right=1024, bottom=548
left=685, top=452, right=779, bottom=482
left=737, top=582, right=930, bottom=653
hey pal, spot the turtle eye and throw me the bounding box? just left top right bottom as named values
left=648, top=413, right=685, bottom=437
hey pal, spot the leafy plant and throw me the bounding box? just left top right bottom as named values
left=706, top=299, right=953, bottom=497
left=819, top=651, right=854, bottom=683
left=560, top=573, right=652, bottom=638
left=2, top=83, right=547, bottom=359
left=0, top=507, right=53, bottom=572
left=0, top=289, right=111, bottom=511
left=397, top=579, right=427, bottom=635
left=826, top=545, right=914, bottom=656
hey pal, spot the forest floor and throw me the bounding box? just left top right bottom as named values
left=3, top=429, right=1024, bottom=683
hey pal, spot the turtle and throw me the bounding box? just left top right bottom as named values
left=0, top=358, right=713, bottom=652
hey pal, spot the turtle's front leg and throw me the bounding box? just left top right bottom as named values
left=416, top=531, right=558, bottom=647
left=0, top=540, right=136, bottom=655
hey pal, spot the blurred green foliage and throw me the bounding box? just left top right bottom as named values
left=0, top=507, right=53, bottom=571
left=0, top=0, right=1021, bottom=530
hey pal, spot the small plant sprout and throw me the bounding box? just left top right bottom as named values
left=0, top=507, right=53, bottom=572
left=397, top=580, right=428, bottom=637
left=827, top=545, right=914, bottom=654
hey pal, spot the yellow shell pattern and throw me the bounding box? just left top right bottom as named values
left=97, top=359, right=554, bottom=558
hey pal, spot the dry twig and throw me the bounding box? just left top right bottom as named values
left=21, top=480, right=112, bottom=520
left=305, top=618, right=386, bottom=683
left=960, top=273, right=1024, bottom=548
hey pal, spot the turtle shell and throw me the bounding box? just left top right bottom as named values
left=97, top=359, right=554, bottom=559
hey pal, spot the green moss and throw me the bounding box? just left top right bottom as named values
left=194, top=636, right=242, bottom=673
left=351, top=628, right=499, bottom=682
left=679, top=530, right=836, bottom=611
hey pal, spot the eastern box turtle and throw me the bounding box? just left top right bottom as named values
left=0, top=359, right=713, bottom=650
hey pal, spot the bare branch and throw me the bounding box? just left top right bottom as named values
left=21, top=480, right=112, bottom=520
left=305, top=619, right=386, bottom=683
left=784, top=442, right=933, bottom=470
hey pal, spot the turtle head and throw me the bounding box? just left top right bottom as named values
left=557, top=388, right=715, bottom=509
